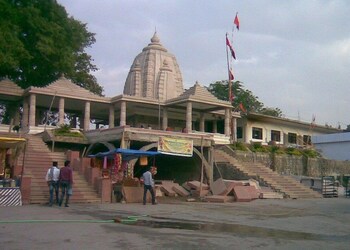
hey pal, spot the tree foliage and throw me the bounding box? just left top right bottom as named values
left=0, top=0, right=103, bottom=95
left=207, top=80, right=283, bottom=117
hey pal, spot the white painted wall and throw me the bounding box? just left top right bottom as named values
left=312, top=133, right=350, bottom=160
left=237, top=117, right=328, bottom=146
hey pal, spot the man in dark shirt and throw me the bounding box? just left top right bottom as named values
left=59, top=160, right=73, bottom=207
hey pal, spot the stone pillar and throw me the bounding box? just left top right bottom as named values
left=200, top=113, right=205, bottom=132
left=22, top=98, right=29, bottom=129
left=224, top=108, right=230, bottom=136
left=213, top=120, right=217, bottom=133
left=84, top=101, right=90, bottom=131
left=20, top=176, right=31, bottom=205
left=162, top=107, right=168, bottom=130
left=232, top=117, right=237, bottom=142
left=29, top=94, right=36, bottom=127
left=244, top=123, right=249, bottom=143
left=100, top=178, right=111, bottom=203
left=58, top=97, right=65, bottom=125
left=186, top=102, right=192, bottom=132
left=120, top=101, right=126, bottom=126
left=109, top=104, right=115, bottom=128
left=80, top=157, right=91, bottom=176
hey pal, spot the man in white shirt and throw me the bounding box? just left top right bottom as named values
left=142, top=166, right=156, bottom=205
left=45, top=161, right=60, bottom=206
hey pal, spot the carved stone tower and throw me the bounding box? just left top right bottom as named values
left=123, top=32, right=184, bottom=100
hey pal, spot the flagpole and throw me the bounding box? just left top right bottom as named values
left=225, top=33, right=232, bottom=102
left=226, top=33, right=234, bottom=143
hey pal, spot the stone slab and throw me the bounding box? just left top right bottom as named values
left=191, top=189, right=210, bottom=197
left=246, top=185, right=260, bottom=199
left=172, top=185, right=190, bottom=197
left=233, top=186, right=254, bottom=202
left=211, top=178, right=229, bottom=195
left=261, top=191, right=284, bottom=199
left=182, top=182, right=192, bottom=191
left=187, top=180, right=209, bottom=190
left=160, top=185, right=176, bottom=197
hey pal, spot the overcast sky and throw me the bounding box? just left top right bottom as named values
left=57, top=0, right=350, bottom=128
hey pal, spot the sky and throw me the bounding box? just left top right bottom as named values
left=57, top=0, right=350, bottom=129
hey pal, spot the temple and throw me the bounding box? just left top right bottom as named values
left=0, top=32, right=340, bottom=204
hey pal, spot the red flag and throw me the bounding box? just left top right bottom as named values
left=226, top=35, right=236, bottom=59
left=234, top=13, right=240, bottom=30
left=239, top=103, right=246, bottom=113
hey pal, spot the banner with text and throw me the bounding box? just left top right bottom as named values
left=157, top=137, right=193, bottom=157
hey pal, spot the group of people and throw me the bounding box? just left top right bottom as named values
left=45, top=160, right=73, bottom=207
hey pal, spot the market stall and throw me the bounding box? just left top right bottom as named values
left=0, top=136, right=26, bottom=206
left=88, top=148, right=160, bottom=203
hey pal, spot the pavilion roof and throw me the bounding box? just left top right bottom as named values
left=166, top=81, right=232, bottom=108
left=26, top=77, right=110, bottom=103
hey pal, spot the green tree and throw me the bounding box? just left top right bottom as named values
left=260, top=107, right=283, bottom=117
left=207, top=80, right=283, bottom=117
left=0, top=0, right=103, bottom=95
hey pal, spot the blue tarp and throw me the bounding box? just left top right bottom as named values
left=88, top=148, right=160, bottom=161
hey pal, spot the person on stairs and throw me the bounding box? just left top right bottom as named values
left=45, top=161, right=60, bottom=206
left=59, top=160, right=73, bottom=207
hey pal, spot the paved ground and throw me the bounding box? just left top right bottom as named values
left=1, top=197, right=350, bottom=250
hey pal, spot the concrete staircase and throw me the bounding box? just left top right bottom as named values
left=21, top=134, right=101, bottom=204
left=214, top=147, right=322, bottom=199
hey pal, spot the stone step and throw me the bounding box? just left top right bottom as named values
left=22, top=135, right=101, bottom=204
left=214, top=149, right=322, bottom=199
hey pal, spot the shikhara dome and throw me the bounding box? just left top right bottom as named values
left=123, top=32, right=184, bottom=100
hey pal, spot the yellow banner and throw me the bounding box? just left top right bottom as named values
left=157, top=137, right=193, bottom=157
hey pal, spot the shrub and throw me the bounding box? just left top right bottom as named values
left=250, top=142, right=269, bottom=153
left=269, top=145, right=284, bottom=154
left=54, top=124, right=83, bottom=138
left=285, top=147, right=302, bottom=156
left=302, top=149, right=321, bottom=158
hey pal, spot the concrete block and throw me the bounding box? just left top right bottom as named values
left=211, top=178, right=228, bottom=195
left=20, top=176, right=31, bottom=205
left=191, top=189, right=210, bottom=197
left=160, top=185, right=176, bottom=196
left=100, top=178, right=111, bottom=203
left=246, top=185, right=260, bottom=199
left=182, top=182, right=191, bottom=191
left=233, top=186, right=254, bottom=202
left=187, top=180, right=209, bottom=190
left=261, top=191, right=284, bottom=199
left=172, top=185, right=190, bottom=197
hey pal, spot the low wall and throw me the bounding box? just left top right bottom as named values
left=234, top=151, right=350, bottom=177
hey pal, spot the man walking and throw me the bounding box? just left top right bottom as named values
left=59, top=160, right=73, bottom=207
left=142, top=166, right=156, bottom=205
left=45, top=161, right=60, bottom=206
